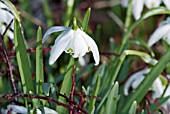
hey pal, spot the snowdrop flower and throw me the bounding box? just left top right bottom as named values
left=148, top=17, right=170, bottom=47
left=124, top=68, right=170, bottom=109
left=0, top=0, right=19, bottom=39
left=42, top=18, right=100, bottom=65
left=124, top=68, right=150, bottom=96
left=121, top=0, right=169, bottom=20
left=1, top=105, right=58, bottom=114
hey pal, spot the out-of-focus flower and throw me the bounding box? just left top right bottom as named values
left=1, top=105, right=58, bottom=114
left=124, top=68, right=150, bottom=96
left=148, top=17, right=170, bottom=47
left=121, top=0, right=169, bottom=20
left=42, top=24, right=100, bottom=66
left=124, top=68, right=170, bottom=110
left=0, top=0, right=19, bottom=39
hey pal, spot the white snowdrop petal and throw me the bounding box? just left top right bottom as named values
left=7, top=105, right=28, bottom=114
left=164, top=32, right=170, bottom=45
left=49, top=30, right=73, bottom=65
left=148, top=24, right=170, bottom=47
left=72, top=32, right=88, bottom=58
left=78, top=29, right=100, bottom=65
left=144, top=0, right=161, bottom=9
left=44, top=107, right=58, bottom=114
left=121, top=0, right=129, bottom=8
left=152, top=77, right=164, bottom=99
left=0, top=2, right=8, bottom=9
left=131, top=76, right=145, bottom=89
left=0, top=9, right=14, bottom=25
left=42, top=26, right=71, bottom=43
left=124, top=68, right=150, bottom=96
left=1, top=0, right=17, bottom=17
left=163, top=0, right=170, bottom=9
left=133, top=0, right=144, bottom=20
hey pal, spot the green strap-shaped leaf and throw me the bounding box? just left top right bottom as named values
left=128, top=101, right=137, bottom=114
left=122, top=48, right=170, bottom=113
left=14, top=19, right=34, bottom=93
left=56, top=57, right=75, bottom=114
left=82, top=7, right=91, bottom=32
left=36, top=27, right=44, bottom=94
left=88, top=74, right=101, bottom=113
left=106, top=82, right=119, bottom=114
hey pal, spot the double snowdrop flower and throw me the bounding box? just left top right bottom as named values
left=1, top=104, right=58, bottom=114
left=42, top=18, right=100, bottom=65
left=121, top=0, right=170, bottom=20
left=124, top=68, right=170, bottom=110
left=148, top=17, right=170, bottom=47
left=0, top=0, right=19, bottom=39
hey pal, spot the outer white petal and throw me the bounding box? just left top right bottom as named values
left=152, top=77, right=164, bottom=99
left=164, top=31, right=170, bottom=45
left=131, top=76, right=145, bottom=89
left=144, top=0, right=161, bottom=9
left=133, top=0, right=144, bottom=20
left=44, top=107, right=58, bottom=114
left=124, top=68, right=150, bottom=96
left=148, top=24, right=170, bottom=47
left=163, top=0, right=170, bottom=9
left=0, top=2, right=8, bottom=9
left=72, top=32, right=88, bottom=58
left=42, top=26, right=71, bottom=43
left=49, top=29, right=73, bottom=65
left=163, top=85, right=170, bottom=107
left=0, top=9, right=14, bottom=25
left=1, top=25, right=14, bottom=39
left=7, top=105, right=28, bottom=114
left=121, top=0, right=129, bottom=8
left=77, top=29, right=100, bottom=66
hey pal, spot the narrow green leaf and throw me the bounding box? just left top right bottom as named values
left=122, top=48, right=170, bottom=113
left=36, top=27, right=44, bottom=94
left=106, top=82, right=119, bottom=114
left=88, top=74, right=101, bottom=113
left=14, top=19, right=34, bottom=93
left=56, top=57, right=75, bottom=114
left=42, top=0, right=53, bottom=26
left=90, top=107, right=95, bottom=114
left=82, top=7, right=91, bottom=32
left=129, top=101, right=137, bottom=114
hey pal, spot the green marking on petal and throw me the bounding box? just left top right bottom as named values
left=88, top=46, right=91, bottom=52
left=66, top=48, right=74, bottom=53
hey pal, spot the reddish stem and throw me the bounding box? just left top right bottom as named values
left=70, top=65, right=77, bottom=114
left=0, top=20, right=17, bottom=101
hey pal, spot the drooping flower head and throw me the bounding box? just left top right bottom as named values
left=42, top=18, right=100, bottom=66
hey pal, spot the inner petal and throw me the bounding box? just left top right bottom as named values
left=72, top=32, right=88, bottom=58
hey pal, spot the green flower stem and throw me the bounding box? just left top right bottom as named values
left=124, top=0, right=133, bottom=32
left=72, top=17, right=78, bottom=30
